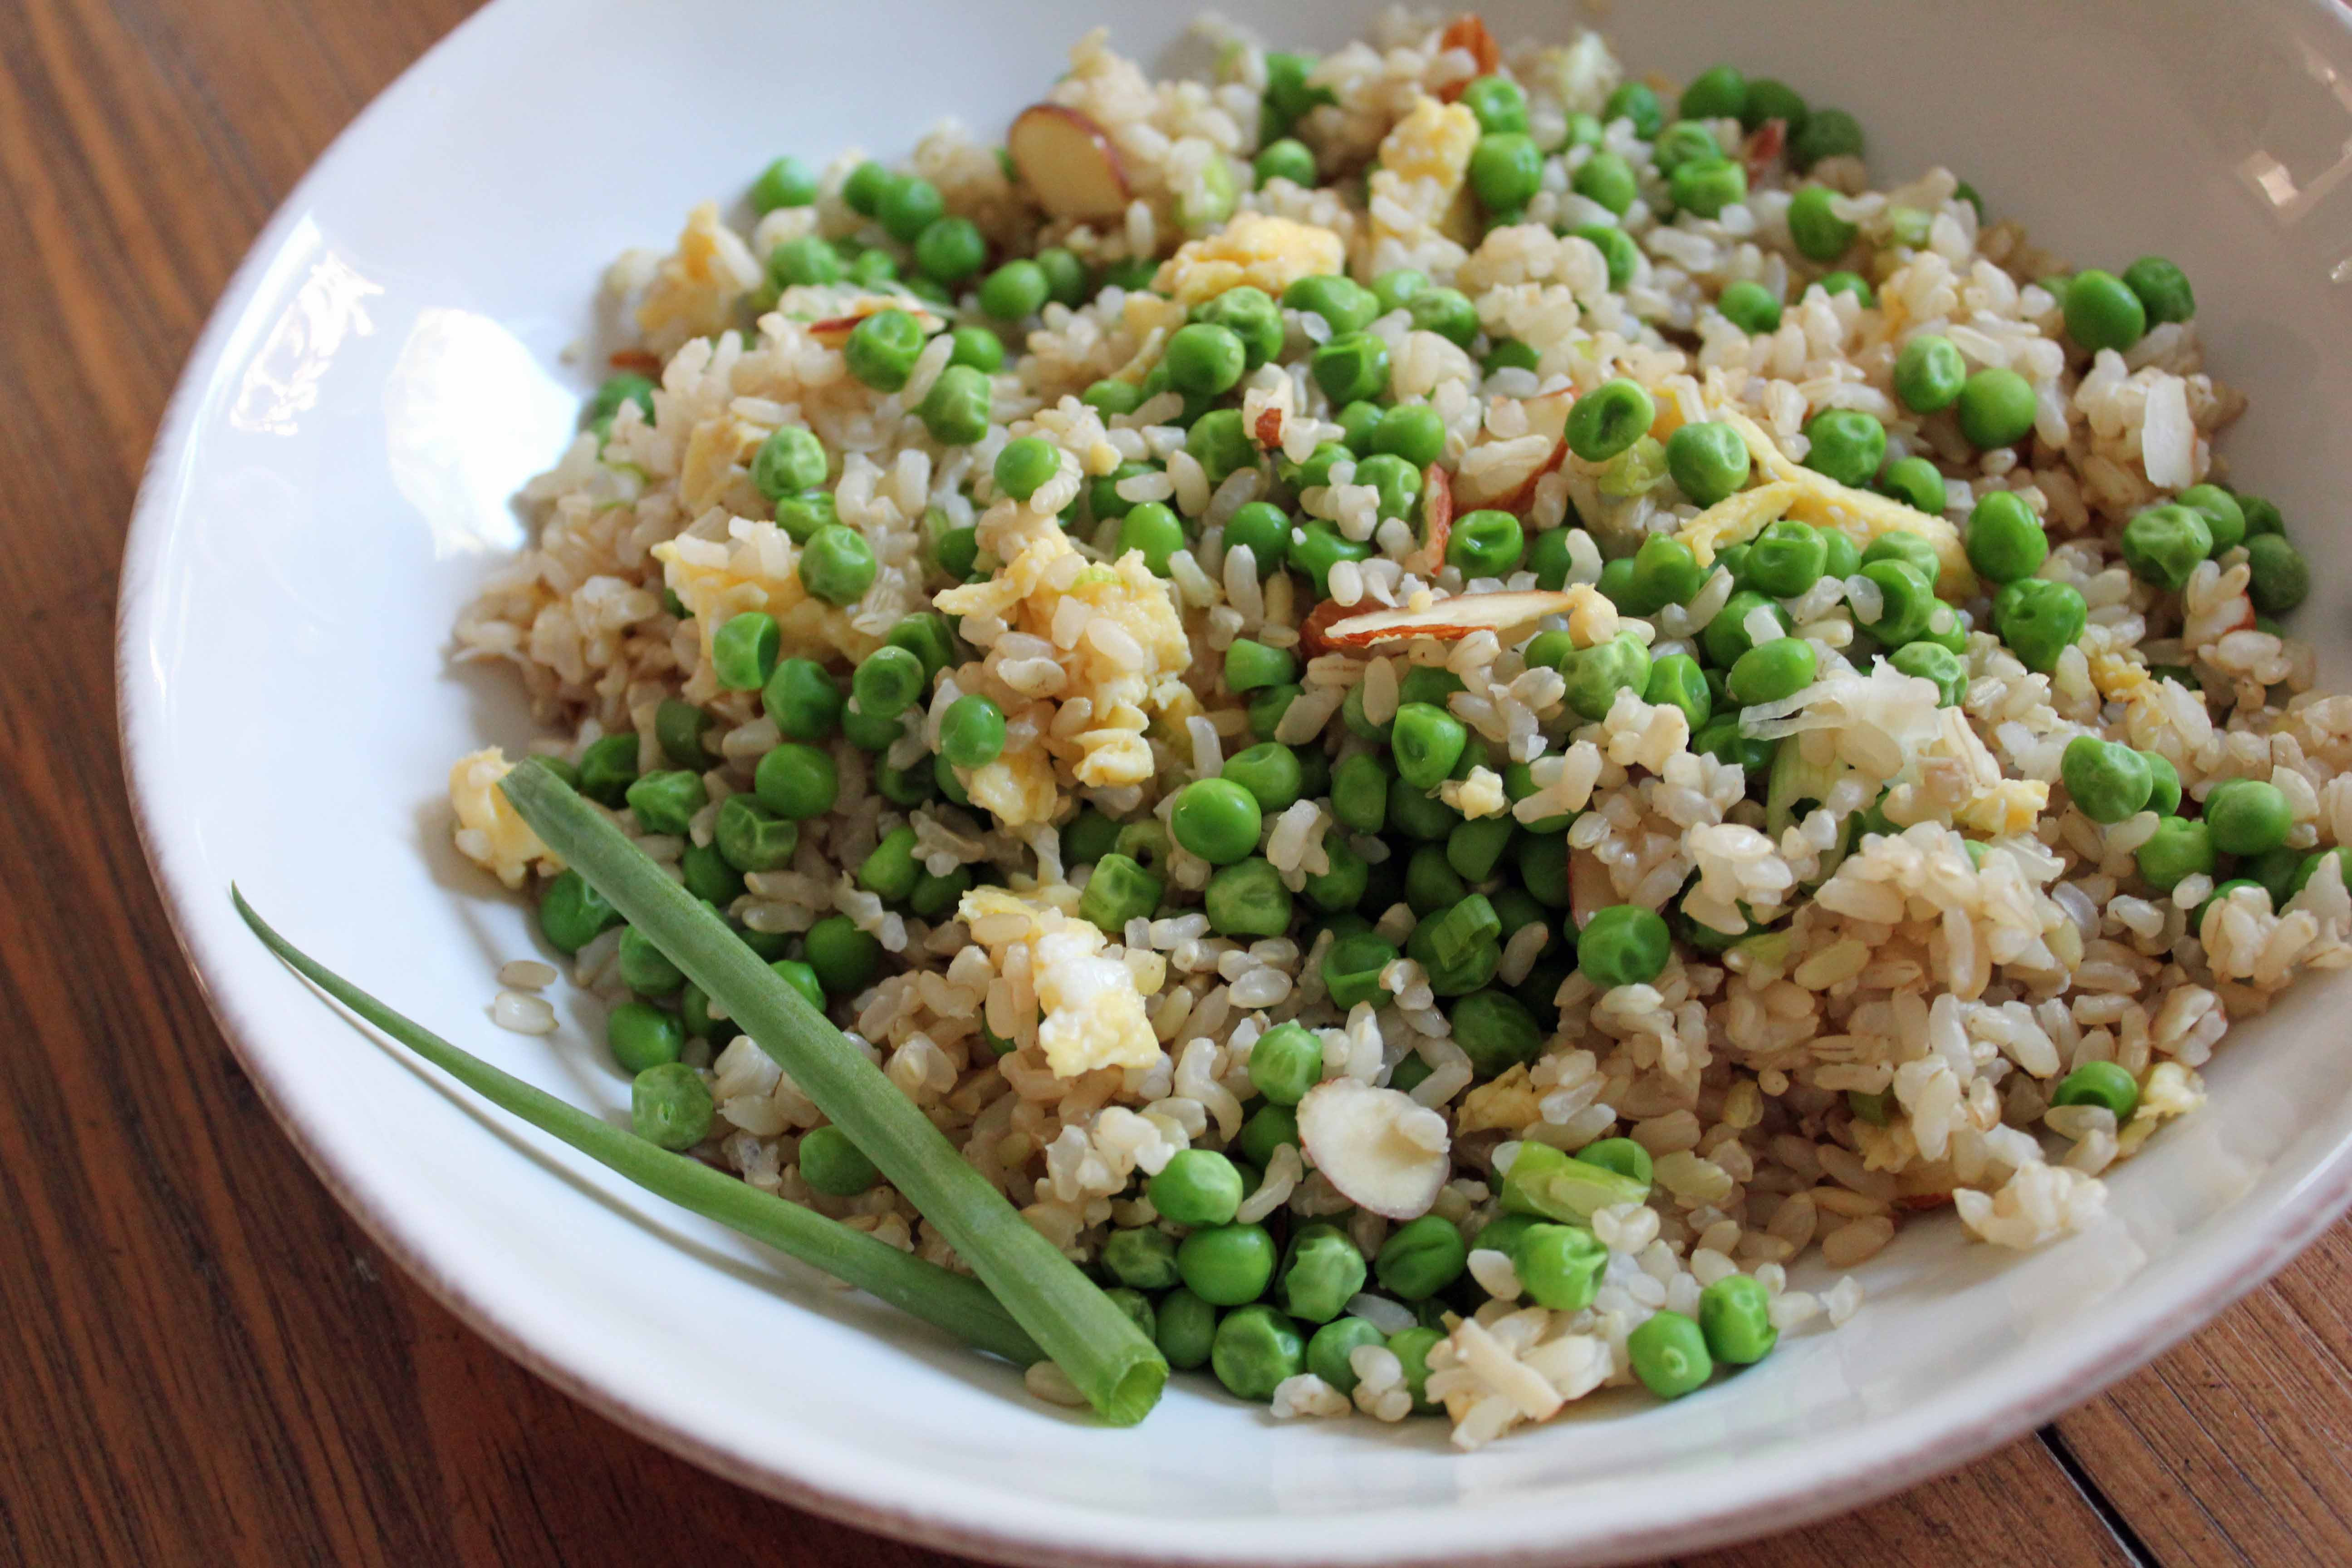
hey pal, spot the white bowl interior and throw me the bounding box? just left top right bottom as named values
left=121, top=0, right=2352, bottom=1561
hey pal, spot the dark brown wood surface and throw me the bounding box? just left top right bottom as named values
left=0, top=0, right=2339, bottom=1563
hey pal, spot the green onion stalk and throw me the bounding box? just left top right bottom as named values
left=234, top=888, right=1041, bottom=1368
left=495, top=763, right=1167, bottom=1423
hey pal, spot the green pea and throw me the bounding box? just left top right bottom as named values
left=1060, top=810, right=1121, bottom=868
left=1177, top=1222, right=1278, bottom=1306
left=876, top=173, right=943, bottom=243
left=1992, top=577, right=2086, bottom=673
left=1857, top=559, right=1935, bottom=646
left=1570, top=150, right=1639, bottom=216
left=1148, top=1148, right=1245, bottom=1228
left=773, top=488, right=838, bottom=543
left=1155, top=1285, right=1217, bottom=1369
left=974, top=259, right=1048, bottom=321
left=847, top=649, right=922, bottom=726
left=1788, top=105, right=1863, bottom=170
left=1205, top=858, right=1293, bottom=938
left=1332, top=754, right=1392, bottom=833
left=1333, top=399, right=1384, bottom=454
left=1880, top=456, right=1947, bottom=515
left=2205, top=777, right=2293, bottom=856
left=1310, top=331, right=1391, bottom=404
left=1470, top=132, right=1543, bottom=211
left=1680, top=64, right=1748, bottom=121
left=2140, top=750, right=2183, bottom=816
left=1096, top=1222, right=1176, bottom=1288
left=1245, top=1021, right=1323, bottom=1106
left=1557, top=630, right=1652, bottom=722
left=1438, top=507, right=1520, bottom=578
left=606, top=1000, right=684, bottom=1074
left=1100, top=255, right=1161, bottom=293
left=1078, top=853, right=1164, bottom=934
left=2123, top=255, right=2195, bottom=324
left=2246, top=534, right=2310, bottom=617
left=840, top=159, right=892, bottom=216
left=787, top=1124, right=878, bottom=1197
left=798, top=524, right=877, bottom=604
left=1404, top=844, right=1469, bottom=916
left=1605, top=80, right=1664, bottom=136
left=846, top=828, right=918, bottom=905
left=907, top=865, right=970, bottom=921
left=1282, top=273, right=1379, bottom=334
left=1280, top=1224, right=1368, bottom=1323
left=1653, top=120, right=1722, bottom=174
left=1964, top=490, right=2048, bottom=583
left=1253, top=136, right=1318, bottom=187
left=1572, top=224, right=1640, bottom=290
left=1630, top=654, right=1707, bottom=733
left=1247, top=683, right=1302, bottom=742
left=1353, top=453, right=1424, bottom=524
left=1668, top=157, right=1747, bottom=218
left=624, top=769, right=707, bottom=838
left=1101, top=499, right=1179, bottom=578
left=1702, top=589, right=1791, bottom=668
left=704, top=614, right=779, bottom=696
left=1526, top=528, right=1578, bottom=591
left=1210, top=1303, right=1304, bottom=1401
left=577, top=732, right=640, bottom=806
left=845, top=249, right=897, bottom=288
left=714, top=795, right=799, bottom=872
left=1743, top=519, right=1823, bottom=598
left=1802, top=408, right=1886, bottom=487
left=912, top=363, right=991, bottom=446
left=1195, top=286, right=1285, bottom=369
left=1665, top=420, right=1752, bottom=507
left=1302, top=833, right=1370, bottom=915
left=756, top=659, right=839, bottom=743
left=1322, top=930, right=1401, bottom=1010
left=1699, top=1274, right=1778, bottom=1365
left=765, top=234, right=841, bottom=291
left=1890, top=639, right=1966, bottom=706
left=1786, top=185, right=1856, bottom=261
left=630, top=1062, right=713, bottom=1151
left=1625, top=1308, right=1714, bottom=1398
left=1573, top=1137, right=1653, bottom=1186
left=1716, top=280, right=1782, bottom=335
left=2121, top=503, right=2212, bottom=591
left=751, top=743, right=837, bottom=823
left=750, top=154, right=819, bottom=213
left=2175, top=484, right=2245, bottom=554
left=1956, top=367, right=2038, bottom=450
left=1189, top=407, right=1260, bottom=487
left=1222, top=500, right=1291, bottom=573
left=2289, top=847, right=2352, bottom=902
left=624, top=702, right=698, bottom=778
left=1818, top=270, right=1875, bottom=306
left=993, top=435, right=1060, bottom=500
left=843, top=308, right=926, bottom=392
left=1515, top=1223, right=1608, bottom=1312
left=1450, top=988, right=1543, bottom=1077
left=2060, top=735, right=2154, bottom=824
left=1578, top=903, right=1670, bottom=989
left=1213, top=639, right=1291, bottom=699
left=1727, top=637, right=1818, bottom=705
left=1168, top=777, right=1263, bottom=866
left=2064, top=268, right=2147, bottom=353
left=680, top=837, right=745, bottom=906
left=1164, top=321, right=1248, bottom=397
left=1387, top=1325, right=1445, bottom=1411
left=2136, top=815, right=2215, bottom=892
left=1859, top=530, right=1941, bottom=587
left=2051, top=1059, right=2140, bottom=1120
left=1376, top=1213, right=1468, bottom=1301
left=1369, top=404, right=1446, bottom=471
left=803, top=914, right=883, bottom=995
left=1306, top=1317, right=1387, bottom=1394
left=913, top=215, right=987, bottom=286
left=1566, top=377, right=1656, bottom=463
left=1462, top=74, right=1530, bottom=134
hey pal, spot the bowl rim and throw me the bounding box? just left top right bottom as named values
left=114, top=0, right=2352, bottom=1562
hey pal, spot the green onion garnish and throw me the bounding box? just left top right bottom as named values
left=233, top=888, right=1042, bottom=1367
left=496, top=763, right=1167, bottom=1425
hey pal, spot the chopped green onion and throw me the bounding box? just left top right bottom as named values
left=495, top=764, right=1167, bottom=1424
left=231, top=887, right=1042, bottom=1367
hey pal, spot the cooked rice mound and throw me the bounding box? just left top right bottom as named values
left=449, top=10, right=2352, bottom=1447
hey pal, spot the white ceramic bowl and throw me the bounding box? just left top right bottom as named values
left=120, top=0, right=2352, bottom=1561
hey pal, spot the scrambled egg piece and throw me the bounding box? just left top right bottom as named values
left=1153, top=213, right=1347, bottom=308
left=936, top=528, right=1189, bottom=816
left=1715, top=407, right=1975, bottom=598
left=655, top=520, right=878, bottom=696
left=961, top=887, right=1162, bottom=1078
left=635, top=202, right=762, bottom=358
left=1369, top=96, right=1481, bottom=264
left=1676, top=481, right=1800, bottom=566
left=449, top=749, right=556, bottom=889
left=677, top=416, right=771, bottom=518
left=1455, top=1064, right=1539, bottom=1135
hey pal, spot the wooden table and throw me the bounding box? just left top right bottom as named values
left=5, top=1, right=2349, bottom=1561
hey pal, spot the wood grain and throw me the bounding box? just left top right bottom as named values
left=0, top=0, right=2342, bottom=1563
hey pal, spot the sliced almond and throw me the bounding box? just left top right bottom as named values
left=1318, top=588, right=1586, bottom=650
left=1438, top=14, right=1502, bottom=81
left=1008, top=103, right=1130, bottom=221
left=1413, top=461, right=1454, bottom=574
left=1567, top=849, right=1615, bottom=931
left=1296, top=1078, right=1451, bottom=1220
left=805, top=295, right=947, bottom=348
